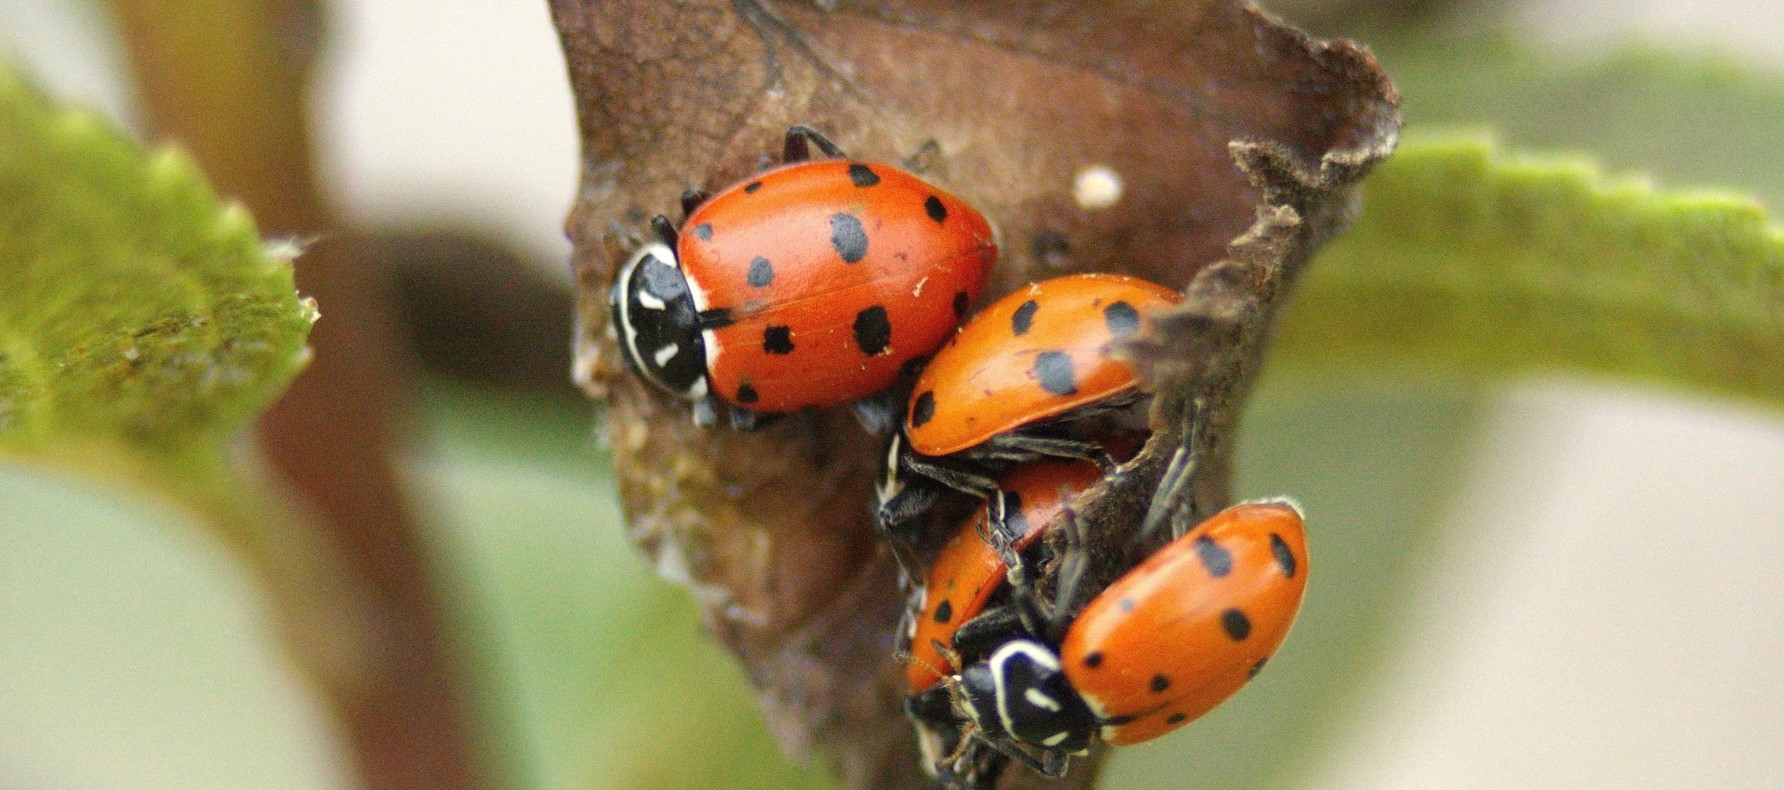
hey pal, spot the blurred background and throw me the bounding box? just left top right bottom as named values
left=3, top=1, right=1783, bottom=788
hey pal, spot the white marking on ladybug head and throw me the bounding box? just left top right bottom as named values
left=1042, top=731, right=1070, bottom=747
left=988, top=639, right=1064, bottom=737
left=652, top=343, right=680, bottom=368
left=636, top=289, right=667, bottom=311
left=1025, top=688, right=1062, bottom=712
left=1072, top=164, right=1123, bottom=210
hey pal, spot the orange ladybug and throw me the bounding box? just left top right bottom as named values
left=902, top=459, right=1105, bottom=694
left=611, top=127, right=997, bottom=430
left=907, top=499, right=1310, bottom=778
left=876, top=273, right=1180, bottom=531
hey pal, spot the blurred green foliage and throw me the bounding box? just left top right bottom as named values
left=0, top=65, right=313, bottom=461
left=1378, top=34, right=1784, bottom=206
left=4, top=12, right=1784, bottom=790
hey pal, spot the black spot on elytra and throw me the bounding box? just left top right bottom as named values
left=1033, top=351, right=1078, bottom=396
left=747, top=256, right=774, bottom=287
left=1248, top=657, right=1269, bottom=679
left=692, top=223, right=712, bottom=241
left=910, top=390, right=936, bottom=427
left=1150, top=674, right=1171, bottom=693
left=1194, top=535, right=1233, bottom=578
left=762, top=325, right=794, bottom=355
left=847, top=163, right=881, bottom=187
left=743, top=180, right=763, bottom=193
left=952, top=291, right=970, bottom=320
left=1011, top=300, right=1039, bottom=336
left=854, top=305, right=892, bottom=355
left=924, top=195, right=947, bottom=223
left=1117, top=597, right=1136, bottom=613
left=1104, top=301, right=1141, bottom=337
left=1083, top=651, right=1104, bottom=669
left=830, top=213, right=868, bottom=263
left=1103, top=713, right=1138, bottom=726
left=1271, top=533, right=1297, bottom=578
left=735, top=383, right=759, bottom=404
left=1165, top=712, right=1188, bottom=725
left=933, top=599, right=953, bottom=624
left=1222, top=608, right=1252, bottom=641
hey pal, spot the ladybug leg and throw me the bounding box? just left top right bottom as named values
left=649, top=214, right=679, bottom=248
left=690, top=392, right=720, bottom=428
left=678, top=188, right=711, bottom=220
left=727, top=404, right=774, bottom=432
left=900, top=138, right=943, bottom=174
left=902, top=454, right=999, bottom=502
left=1043, top=504, right=1093, bottom=643
left=976, top=736, right=1062, bottom=779
left=979, top=431, right=1108, bottom=467
left=849, top=391, right=901, bottom=435
left=1141, top=397, right=1206, bottom=541
left=783, top=125, right=847, bottom=162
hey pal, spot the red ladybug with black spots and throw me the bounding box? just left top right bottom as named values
left=902, top=459, right=1106, bottom=697
left=906, top=499, right=1311, bottom=782
left=610, top=127, right=997, bottom=430
left=875, top=273, right=1180, bottom=535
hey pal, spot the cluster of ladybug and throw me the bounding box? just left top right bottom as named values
left=609, top=128, right=1309, bottom=786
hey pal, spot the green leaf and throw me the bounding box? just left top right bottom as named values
left=415, top=384, right=835, bottom=790
left=0, top=65, right=315, bottom=458
left=1272, top=134, right=1784, bottom=410
left=1105, top=384, right=1490, bottom=789
left=1376, top=34, right=1784, bottom=206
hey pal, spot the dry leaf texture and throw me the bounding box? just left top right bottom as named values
left=550, top=2, right=1398, bottom=787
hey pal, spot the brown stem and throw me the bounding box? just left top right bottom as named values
left=109, top=2, right=480, bottom=788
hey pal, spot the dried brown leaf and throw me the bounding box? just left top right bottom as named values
left=549, top=2, right=1398, bottom=787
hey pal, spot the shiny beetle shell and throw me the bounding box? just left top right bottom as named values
left=1059, top=499, right=1310, bottom=745
left=904, top=273, right=1181, bottom=456
left=678, top=160, right=996, bottom=411
left=905, top=459, right=1105, bottom=693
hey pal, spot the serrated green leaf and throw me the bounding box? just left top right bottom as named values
left=0, top=65, right=314, bottom=456
left=1272, top=135, right=1784, bottom=409
left=1376, top=35, right=1784, bottom=206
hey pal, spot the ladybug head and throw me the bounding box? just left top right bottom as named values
left=610, top=242, right=708, bottom=400
left=959, top=639, right=1097, bottom=758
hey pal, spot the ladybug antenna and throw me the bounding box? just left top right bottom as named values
left=1140, top=396, right=1206, bottom=543
left=898, top=640, right=958, bottom=688
left=992, top=491, right=1052, bottom=640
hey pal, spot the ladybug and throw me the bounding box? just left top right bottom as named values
left=903, top=459, right=1106, bottom=695
left=610, top=126, right=997, bottom=430
left=909, top=499, right=1310, bottom=779
left=875, top=273, right=1181, bottom=534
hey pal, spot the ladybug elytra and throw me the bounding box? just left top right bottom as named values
left=611, top=127, right=997, bottom=430
left=908, top=499, right=1311, bottom=779
left=903, top=459, right=1106, bottom=695
left=876, top=273, right=1181, bottom=537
